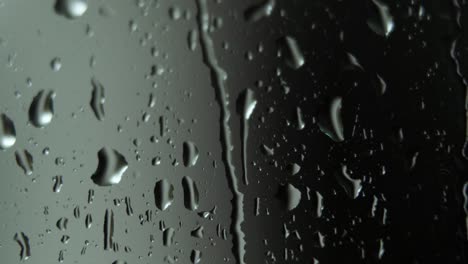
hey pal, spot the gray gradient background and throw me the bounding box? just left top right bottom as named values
left=1, top=0, right=467, bottom=264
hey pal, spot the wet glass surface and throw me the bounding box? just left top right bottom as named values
left=0, top=0, right=467, bottom=263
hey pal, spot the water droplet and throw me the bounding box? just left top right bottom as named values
left=56, top=217, right=69, bottom=231
left=191, top=226, right=204, bottom=238
left=29, top=90, right=55, bottom=128
left=188, top=29, right=198, bottom=51
left=53, top=175, right=63, bottom=193
left=55, top=0, right=88, bottom=19
left=183, top=141, right=199, bottom=167
left=90, top=78, right=105, bottom=121
left=0, top=113, right=16, bottom=150
left=112, top=261, right=128, bottom=264
left=163, top=227, right=175, bottom=246
left=103, top=209, right=115, bottom=251
left=277, top=183, right=302, bottom=211
left=237, top=89, right=257, bottom=185
left=190, top=249, right=202, bottom=264
left=15, top=149, right=33, bottom=175
left=182, top=176, right=200, bottom=211
left=318, top=97, right=344, bottom=142
left=367, top=0, right=394, bottom=37
left=336, top=165, right=362, bottom=199
left=50, top=57, right=62, bottom=71
left=13, top=232, right=31, bottom=261
left=280, top=36, right=305, bottom=69
left=287, top=163, right=301, bottom=176
left=244, top=0, right=276, bottom=22
left=91, top=148, right=128, bottom=186
left=295, top=107, right=305, bottom=130
left=154, top=179, right=174, bottom=211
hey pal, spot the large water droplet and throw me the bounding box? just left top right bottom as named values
left=29, top=90, right=55, bottom=128
left=367, top=0, right=394, bottom=37
left=318, top=97, right=344, bottom=142
left=277, top=183, right=302, bottom=211
left=154, top=179, right=174, bottom=210
left=55, top=0, right=88, bottom=19
left=182, top=176, right=200, bottom=211
left=183, top=141, right=199, bottom=167
left=0, top=113, right=16, bottom=150
left=190, top=249, right=202, bottom=264
left=91, top=148, right=128, bottom=186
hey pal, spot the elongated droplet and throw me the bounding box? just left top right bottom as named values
left=182, top=176, right=200, bottom=211
left=0, top=113, right=16, bottom=150
left=295, top=107, right=305, bottom=130
left=188, top=29, right=198, bottom=51
left=14, top=232, right=31, bottom=261
left=15, top=149, right=33, bottom=175
left=237, top=88, right=257, bottom=185
left=277, top=183, right=302, bottom=211
left=112, top=261, right=128, bottom=264
left=316, top=191, right=323, bottom=218
left=91, top=148, right=128, bottom=186
left=191, top=249, right=202, bottom=264
left=85, top=214, right=92, bottom=229
left=55, top=0, right=88, bottom=19
left=154, top=179, right=174, bottom=211
left=367, top=0, right=394, bottom=37
left=56, top=217, right=68, bottom=231
left=244, top=0, right=275, bottom=22
left=53, top=175, right=63, bottom=193
left=318, top=97, right=344, bottom=142
left=281, top=36, right=305, bottom=69
left=29, top=90, right=55, bottom=128
left=90, top=78, right=105, bottom=121
left=163, top=227, right=175, bottom=246
left=336, top=165, right=362, bottom=199
left=183, top=141, right=199, bottom=167
left=103, top=209, right=115, bottom=251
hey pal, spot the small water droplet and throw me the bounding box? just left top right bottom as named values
left=280, top=36, right=305, bottom=69
left=50, top=57, right=62, bottom=71
left=15, top=149, right=33, bottom=175
left=90, top=78, right=105, bottom=121
left=277, top=183, right=302, bottom=211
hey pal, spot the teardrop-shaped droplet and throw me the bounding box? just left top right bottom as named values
left=277, top=183, right=302, bottom=211
left=237, top=88, right=257, bottom=121
left=55, top=0, right=88, bottom=19
left=154, top=179, right=174, bottom=211
left=90, top=78, right=105, bottom=121
left=281, top=36, right=305, bottom=69
left=0, top=114, right=16, bottom=150
left=318, top=97, right=344, bottom=142
left=182, top=176, right=200, bottom=211
left=29, top=90, right=55, bottom=128
left=183, top=141, right=199, bottom=167
left=244, top=0, right=276, bottom=22
left=295, top=107, right=305, bottom=130
left=15, top=149, right=33, bottom=175
left=336, top=165, right=362, bottom=199
left=91, top=148, right=128, bottom=186
left=367, top=0, right=394, bottom=37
